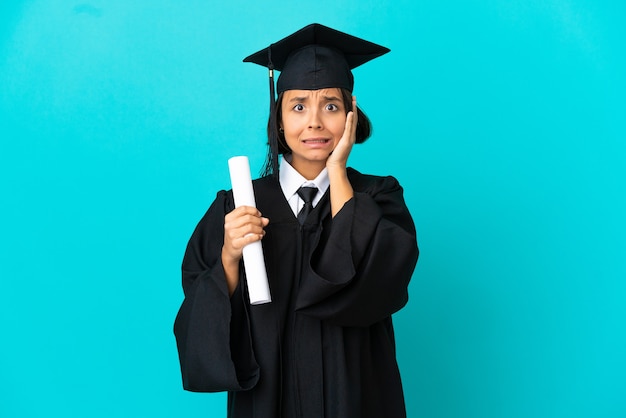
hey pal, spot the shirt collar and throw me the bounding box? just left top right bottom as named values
left=279, top=155, right=330, bottom=199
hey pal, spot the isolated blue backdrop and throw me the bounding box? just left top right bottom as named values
left=1, top=1, right=624, bottom=417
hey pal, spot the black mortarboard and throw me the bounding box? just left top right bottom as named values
left=243, top=23, right=390, bottom=105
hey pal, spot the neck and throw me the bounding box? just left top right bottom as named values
left=292, top=160, right=325, bottom=180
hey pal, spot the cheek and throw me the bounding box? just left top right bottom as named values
left=281, top=113, right=298, bottom=132
left=331, top=116, right=347, bottom=136
left=281, top=117, right=301, bottom=145
left=282, top=120, right=298, bottom=138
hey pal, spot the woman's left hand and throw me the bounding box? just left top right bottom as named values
left=327, top=96, right=356, bottom=217
left=326, top=96, right=358, bottom=170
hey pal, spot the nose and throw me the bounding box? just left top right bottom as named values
left=308, top=108, right=322, bottom=129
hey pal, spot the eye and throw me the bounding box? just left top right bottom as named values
left=325, top=103, right=339, bottom=111
left=293, top=103, right=305, bottom=112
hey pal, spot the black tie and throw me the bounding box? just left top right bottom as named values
left=297, top=186, right=318, bottom=225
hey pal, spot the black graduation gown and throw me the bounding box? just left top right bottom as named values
left=174, top=168, right=419, bottom=418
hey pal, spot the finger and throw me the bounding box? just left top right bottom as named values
left=343, top=111, right=356, bottom=145
left=229, top=222, right=265, bottom=236
left=224, top=207, right=269, bottom=232
left=352, top=96, right=358, bottom=136
left=227, top=206, right=262, bottom=219
left=225, top=207, right=265, bottom=226
left=233, top=229, right=266, bottom=246
left=224, top=234, right=264, bottom=259
left=225, top=216, right=267, bottom=239
left=225, top=224, right=266, bottom=252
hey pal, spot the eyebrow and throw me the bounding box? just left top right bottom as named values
left=287, top=95, right=342, bottom=103
left=287, top=96, right=308, bottom=103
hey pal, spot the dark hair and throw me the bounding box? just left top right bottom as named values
left=261, top=88, right=373, bottom=177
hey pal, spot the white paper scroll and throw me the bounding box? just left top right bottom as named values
left=227, top=156, right=272, bottom=305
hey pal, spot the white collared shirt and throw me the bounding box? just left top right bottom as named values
left=279, top=155, right=330, bottom=217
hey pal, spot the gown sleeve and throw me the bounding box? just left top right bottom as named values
left=173, top=191, right=260, bottom=392
left=295, top=172, right=419, bottom=327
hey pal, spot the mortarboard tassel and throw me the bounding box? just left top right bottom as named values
left=267, top=45, right=275, bottom=111
left=263, top=45, right=280, bottom=177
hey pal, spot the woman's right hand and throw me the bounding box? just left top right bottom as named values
left=221, top=206, right=269, bottom=295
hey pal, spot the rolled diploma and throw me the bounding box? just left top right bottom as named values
left=227, top=156, right=272, bottom=305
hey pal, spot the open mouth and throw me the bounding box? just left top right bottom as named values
left=302, top=138, right=331, bottom=144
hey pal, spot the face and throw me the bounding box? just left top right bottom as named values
left=280, top=88, right=347, bottom=175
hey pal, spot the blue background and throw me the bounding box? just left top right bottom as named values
left=1, top=1, right=624, bottom=417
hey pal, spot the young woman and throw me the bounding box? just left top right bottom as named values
left=174, top=23, right=419, bottom=418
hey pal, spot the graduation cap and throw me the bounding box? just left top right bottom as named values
left=243, top=23, right=390, bottom=107
left=245, top=24, right=390, bottom=177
